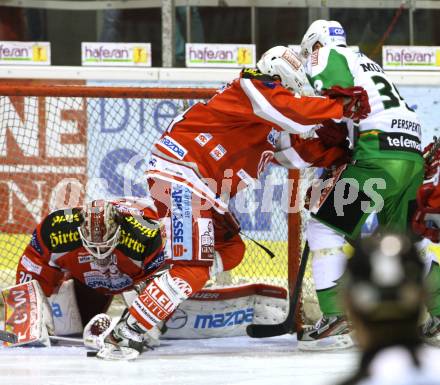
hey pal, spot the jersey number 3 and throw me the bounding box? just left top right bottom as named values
left=372, top=75, right=414, bottom=112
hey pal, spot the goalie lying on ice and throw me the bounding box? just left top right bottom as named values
left=5, top=197, right=165, bottom=347
left=4, top=197, right=249, bottom=352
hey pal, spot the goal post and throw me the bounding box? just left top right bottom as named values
left=0, top=80, right=309, bottom=330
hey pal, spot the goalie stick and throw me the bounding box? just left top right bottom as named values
left=246, top=241, right=309, bottom=338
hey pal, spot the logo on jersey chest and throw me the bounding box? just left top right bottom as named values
left=157, top=135, right=188, bottom=160
left=195, top=133, right=213, bottom=147
left=83, top=263, right=133, bottom=291
left=78, top=254, right=93, bottom=264
left=210, top=144, right=227, bottom=161
left=378, top=132, right=421, bottom=153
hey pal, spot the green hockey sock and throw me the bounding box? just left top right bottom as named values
left=316, top=286, right=344, bottom=317
left=426, top=262, right=440, bottom=316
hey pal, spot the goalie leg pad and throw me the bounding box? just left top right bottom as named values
left=48, top=279, right=82, bottom=336
left=129, top=271, right=193, bottom=330
left=1, top=280, right=54, bottom=347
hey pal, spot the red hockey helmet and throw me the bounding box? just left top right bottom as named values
left=78, top=200, right=121, bottom=261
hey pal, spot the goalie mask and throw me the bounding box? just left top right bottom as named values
left=300, top=20, right=347, bottom=61
left=256, top=46, right=308, bottom=95
left=345, top=233, right=425, bottom=322
left=79, top=200, right=121, bottom=264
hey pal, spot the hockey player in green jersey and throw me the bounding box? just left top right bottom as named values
left=297, top=19, right=439, bottom=350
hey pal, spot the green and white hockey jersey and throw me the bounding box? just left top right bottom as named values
left=305, top=46, right=423, bottom=163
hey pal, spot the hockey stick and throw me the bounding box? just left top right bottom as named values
left=240, top=231, right=275, bottom=259
left=0, top=330, right=18, bottom=344
left=49, top=335, right=84, bottom=346
left=246, top=241, right=310, bottom=338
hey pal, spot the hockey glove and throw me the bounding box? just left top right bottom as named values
left=212, top=210, right=241, bottom=241
left=315, top=120, right=348, bottom=147
left=412, top=182, right=440, bottom=243
left=423, top=138, right=440, bottom=180
left=323, top=85, right=371, bottom=121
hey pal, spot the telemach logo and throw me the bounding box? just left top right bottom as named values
left=379, top=132, right=422, bottom=153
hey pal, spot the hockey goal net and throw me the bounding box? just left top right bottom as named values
left=0, top=80, right=319, bottom=327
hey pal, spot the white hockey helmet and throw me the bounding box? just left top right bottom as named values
left=79, top=200, right=120, bottom=263
left=257, top=46, right=308, bottom=95
left=300, top=20, right=347, bottom=60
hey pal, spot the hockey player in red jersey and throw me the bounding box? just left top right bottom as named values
left=108, top=45, right=370, bottom=353
left=148, top=46, right=368, bottom=213
left=11, top=198, right=164, bottom=337
left=412, top=137, right=440, bottom=242
left=8, top=196, right=246, bottom=352
left=16, top=198, right=164, bottom=298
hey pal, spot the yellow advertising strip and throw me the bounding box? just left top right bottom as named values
left=0, top=234, right=30, bottom=288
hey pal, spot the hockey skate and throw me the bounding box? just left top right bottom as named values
left=297, top=315, right=354, bottom=351
left=421, top=314, right=440, bottom=347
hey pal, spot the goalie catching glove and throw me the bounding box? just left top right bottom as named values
left=322, top=85, right=371, bottom=121
left=83, top=310, right=161, bottom=360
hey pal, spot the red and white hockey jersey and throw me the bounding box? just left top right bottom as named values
left=16, top=198, right=165, bottom=297
left=147, top=68, right=347, bottom=212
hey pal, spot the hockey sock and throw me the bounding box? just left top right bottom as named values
left=316, top=286, right=344, bottom=317
left=426, top=262, right=440, bottom=316
left=312, top=248, right=347, bottom=317
left=129, top=271, right=193, bottom=330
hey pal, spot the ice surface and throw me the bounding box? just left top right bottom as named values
left=0, top=335, right=358, bottom=385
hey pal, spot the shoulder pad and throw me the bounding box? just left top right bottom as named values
left=241, top=68, right=275, bottom=82
left=117, top=215, right=163, bottom=262
left=40, top=208, right=83, bottom=252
